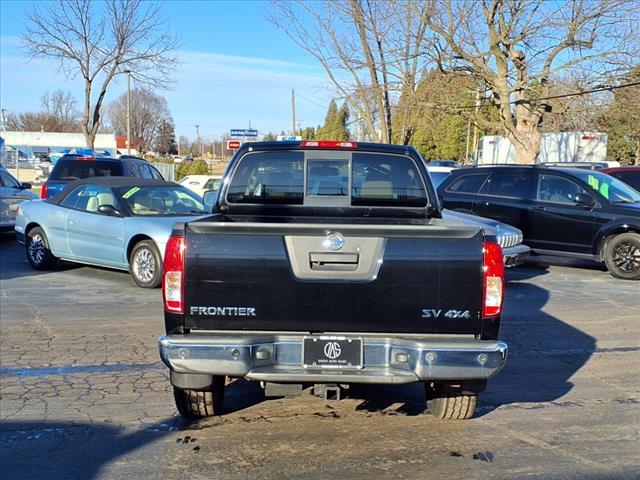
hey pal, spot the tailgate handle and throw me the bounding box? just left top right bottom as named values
left=309, top=252, right=359, bottom=271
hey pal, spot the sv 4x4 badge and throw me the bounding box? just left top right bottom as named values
left=422, top=309, right=471, bottom=319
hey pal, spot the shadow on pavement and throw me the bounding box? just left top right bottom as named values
left=0, top=419, right=187, bottom=480
left=0, top=379, right=273, bottom=480
left=342, top=271, right=597, bottom=419
left=479, top=276, right=597, bottom=416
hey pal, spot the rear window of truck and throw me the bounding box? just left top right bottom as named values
left=226, top=150, right=428, bottom=207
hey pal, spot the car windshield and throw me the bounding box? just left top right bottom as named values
left=572, top=170, right=640, bottom=203
left=115, top=185, right=207, bottom=215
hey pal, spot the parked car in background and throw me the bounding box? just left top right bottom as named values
left=427, top=165, right=457, bottom=189
left=15, top=178, right=208, bottom=288
left=177, top=175, right=222, bottom=197
left=0, top=164, right=39, bottom=232
left=41, top=154, right=165, bottom=199
left=601, top=166, right=640, bottom=192
left=427, top=166, right=528, bottom=266
left=428, top=159, right=458, bottom=168
left=438, top=166, right=640, bottom=280
left=442, top=209, right=529, bottom=267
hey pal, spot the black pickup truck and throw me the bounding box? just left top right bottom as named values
left=159, top=141, right=507, bottom=420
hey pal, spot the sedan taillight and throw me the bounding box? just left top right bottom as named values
left=482, top=242, right=504, bottom=318
left=163, top=235, right=185, bottom=313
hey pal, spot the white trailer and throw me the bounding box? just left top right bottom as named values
left=476, top=132, right=608, bottom=165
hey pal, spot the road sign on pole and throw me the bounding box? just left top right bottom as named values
left=230, top=129, right=258, bottom=137
left=227, top=140, right=241, bottom=150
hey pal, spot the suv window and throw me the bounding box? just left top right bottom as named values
left=536, top=174, right=590, bottom=205
left=445, top=173, right=490, bottom=194
left=50, top=160, right=122, bottom=181
left=149, top=165, right=164, bottom=180
left=485, top=172, right=530, bottom=198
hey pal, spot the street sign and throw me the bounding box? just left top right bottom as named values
left=230, top=129, right=258, bottom=137
left=277, top=135, right=303, bottom=141
left=227, top=140, right=241, bottom=150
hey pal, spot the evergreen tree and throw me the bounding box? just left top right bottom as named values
left=317, top=100, right=350, bottom=140
left=600, top=67, right=640, bottom=165
left=317, top=99, right=339, bottom=140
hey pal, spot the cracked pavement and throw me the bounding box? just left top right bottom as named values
left=1, top=233, right=639, bottom=479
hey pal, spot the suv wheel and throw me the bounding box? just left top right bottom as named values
left=425, top=382, right=477, bottom=420
left=604, top=233, right=640, bottom=280
left=129, top=240, right=162, bottom=288
left=26, top=226, right=57, bottom=270
left=173, top=376, right=226, bottom=417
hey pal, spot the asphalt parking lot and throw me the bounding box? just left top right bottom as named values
left=1, top=232, right=639, bottom=480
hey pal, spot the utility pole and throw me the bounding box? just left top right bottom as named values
left=471, top=89, right=481, bottom=165
left=464, top=116, right=472, bottom=164
left=125, top=70, right=132, bottom=155
left=195, top=125, right=200, bottom=158
left=291, top=89, right=296, bottom=136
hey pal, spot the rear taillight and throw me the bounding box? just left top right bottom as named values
left=482, top=241, right=504, bottom=318
left=300, top=140, right=358, bottom=148
left=163, top=235, right=185, bottom=313
left=40, top=183, right=48, bottom=199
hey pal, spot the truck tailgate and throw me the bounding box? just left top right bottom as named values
left=184, top=221, right=485, bottom=335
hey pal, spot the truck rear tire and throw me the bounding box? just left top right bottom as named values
left=426, top=382, right=477, bottom=420
left=173, top=376, right=225, bottom=417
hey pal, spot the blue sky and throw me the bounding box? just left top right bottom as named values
left=0, top=0, right=333, bottom=140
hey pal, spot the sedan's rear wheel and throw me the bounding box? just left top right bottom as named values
left=129, top=240, right=162, bottom=288
left=604, top=233, right=640, bottom=280
left=26, top=226, right=57, bottom=270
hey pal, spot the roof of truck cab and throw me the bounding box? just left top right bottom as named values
left=237, top=141, right=418, bottom=155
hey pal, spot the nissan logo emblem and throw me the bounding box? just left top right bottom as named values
left=322, top=233, right=345, bottom=251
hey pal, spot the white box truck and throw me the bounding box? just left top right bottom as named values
left=476, top=132, right=609, bottom=165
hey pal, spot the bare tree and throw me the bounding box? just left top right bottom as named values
left=22, top=0, right=178, bottom=149
left=106, top=88, right=172, bottom=153
left=268, top=0, right=430, bottom=144
left=5, top=90, right=80, bottom=132
left=421, top=0, right=639, bottom=164
left=40, top=90, right=81, bottom=131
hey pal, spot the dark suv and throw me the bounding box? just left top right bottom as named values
left=437, top=166, right=640, bottom=280
left=42, top=154, right=164, bottom=199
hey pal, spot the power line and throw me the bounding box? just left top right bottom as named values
left=446, top=80, right=640, bottom=110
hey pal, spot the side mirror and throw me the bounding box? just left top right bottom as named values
left=437, top=195, right=444, bottom=210
left=98, top=204, right=122, bottom=216
left=20, top=182, right=32, bottom=190
left=203, top=189, right=218, bottom=209
left=574, top=193, right=595, bottom=208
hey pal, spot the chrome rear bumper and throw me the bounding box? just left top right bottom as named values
left=159, top=334, right=508, bottom=385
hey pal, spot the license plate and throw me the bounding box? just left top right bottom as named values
left=302, top=336, right=363, bottom=369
